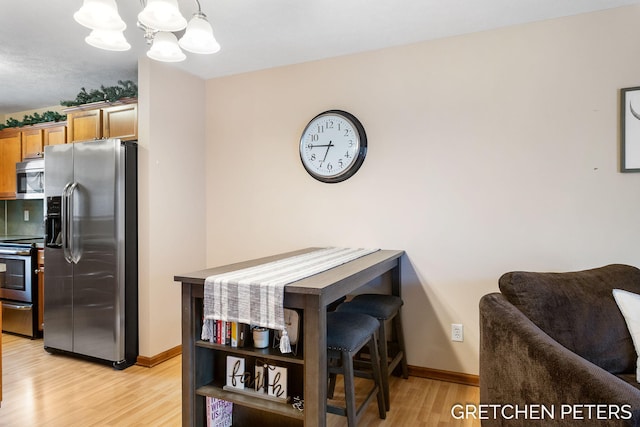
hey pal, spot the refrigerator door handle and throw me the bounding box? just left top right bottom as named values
left=61, top=181, right=78, bottom=264
left=67, top=181, right=79, bottom=264
left=61, top=182, right=72, bottom=263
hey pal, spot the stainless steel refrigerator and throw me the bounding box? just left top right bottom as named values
left=43, top=138, right=138, bottom=369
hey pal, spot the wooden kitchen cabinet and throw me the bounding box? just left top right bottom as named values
left=21, top=128, right=44, bottom=159
left=4, top=122, right=69, bottom=160
left=43, top=124, right=67, bottom=146
left=65, top=99, right=137, bottom=143
left=67, top=108, right=102, bottom=142
left=103, top=103, right=137, bottom=141
left=0, top=129, right=22, bottom=198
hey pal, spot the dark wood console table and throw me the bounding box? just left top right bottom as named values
left=175, top=247, right=404, bottom=426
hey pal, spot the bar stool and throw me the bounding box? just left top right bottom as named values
left=336, top=294, right=408, bottom=411
left=326, top=311, right=386, bottom=426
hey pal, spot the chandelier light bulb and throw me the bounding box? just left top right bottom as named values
left=178, top=13, right=221, bottom=54
left=85, top=29, right=131, bottom=51
left=138, top=0, right=188, bottom=32
left=147, top=31, right=186, bottom=62
left=74, top=0, right=126, bottom=31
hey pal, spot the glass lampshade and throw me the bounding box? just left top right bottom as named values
left=178, top=13, right=221, bottom=54
left=85, top=29, right=131, bottom=51
left=147, top=32, right=186, bottom=62
left=74, top=0, right=126, bottom=31
left=138, top=0, right=187, bottom=32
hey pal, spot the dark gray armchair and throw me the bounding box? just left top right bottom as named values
left=480, top=264, right=640, bottom=426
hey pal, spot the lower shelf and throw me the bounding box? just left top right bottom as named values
left=196, top=384, right=304, bottom=421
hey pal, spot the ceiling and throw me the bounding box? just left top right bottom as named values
left=1, top=0, right=639, bottom=118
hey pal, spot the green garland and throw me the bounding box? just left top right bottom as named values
left=60, top=80, right=138, bottom=107
left=0, top=80, right=138, bottom=131
left=0, top=111, right=67, bottom=131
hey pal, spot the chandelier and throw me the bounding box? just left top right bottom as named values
left=73, top=0, right=221, bottom=62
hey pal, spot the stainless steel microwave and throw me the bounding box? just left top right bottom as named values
left=16, top=159, right=45, bottom=199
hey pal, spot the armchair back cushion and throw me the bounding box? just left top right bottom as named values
left=499, top=264, right=640, bottom=374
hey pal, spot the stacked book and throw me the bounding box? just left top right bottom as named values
left=207, top=320, right=252, bottom=347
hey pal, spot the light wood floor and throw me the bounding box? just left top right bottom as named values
left=1, top=333, right=480, bottom=426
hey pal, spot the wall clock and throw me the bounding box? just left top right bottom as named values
left=299, top=110, right=367, bottom=183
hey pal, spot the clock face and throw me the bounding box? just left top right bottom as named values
left=299, top=110, right=367, bottom=183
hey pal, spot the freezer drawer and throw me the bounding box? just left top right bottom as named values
left=2, top=301, right=36, bottom=337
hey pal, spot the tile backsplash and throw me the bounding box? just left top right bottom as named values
left=0, top=199, right=45, bottom=236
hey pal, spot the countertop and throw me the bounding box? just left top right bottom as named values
left=0, top=235, right=45, bottom=247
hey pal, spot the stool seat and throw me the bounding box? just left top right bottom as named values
left=337, top=294, right=403, bottom=320
left=327, top=312, right=380, bottom=352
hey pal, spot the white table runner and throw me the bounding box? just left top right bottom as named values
left=203, top=247, right=379, bottom=332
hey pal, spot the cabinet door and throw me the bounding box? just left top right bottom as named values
left=67, top=109, right=102, bottom=142
left=0, top=133, right=22, bottom=198
left=44, top=124, right=67, bottom=146
left=22, top=128, right=44, bottom=158
left=103, top=104, right=137, bottom=141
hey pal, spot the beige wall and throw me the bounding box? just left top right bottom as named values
left=203, top=5, right=640, bottom=375
left=138, top=58, right=207, bottom=357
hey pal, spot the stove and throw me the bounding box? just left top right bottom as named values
left=0, top=240, right=40, bottom=337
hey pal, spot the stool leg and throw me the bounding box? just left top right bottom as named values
left=342, top=350, right=358, bottom=427
left=327, top=372, right=337, bottom=399
left=368, top=333, right=387, bottom=420
left=378, top=319, right=391, bottom=411
left=394, top=313, right=409, bottom=379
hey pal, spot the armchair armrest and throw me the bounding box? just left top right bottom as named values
left=480, top=293, right=640, bottom=426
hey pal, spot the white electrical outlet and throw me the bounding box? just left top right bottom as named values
left=23, top=210, right=29, bottom=221
left=451, top=323, right=464, bottom=342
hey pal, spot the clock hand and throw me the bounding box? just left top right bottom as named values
left=322, top=141, right=335, bottom=162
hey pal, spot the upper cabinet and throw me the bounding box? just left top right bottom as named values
left=0, top=121, right=67, bottom=198
left=21, top=128, right=44, bottom=159
left=103, top=103, right=137, bottom=141
left=15, top=122, right=69, bottom=160
left=65, top=99, right=137, bottom=143
left=44, top=124, right=67, bottom=147
left=0, top=129, right=23, bottom=198
left=0, top=98, right=136, bottom=200
left=67, top=108, right=102, bottom=142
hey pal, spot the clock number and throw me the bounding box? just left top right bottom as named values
left=309, top=134, right=318, bottom=143
left=310, top=154, right=316, bottom=161
left=344, top=151, right=351, bottom=159
left=338, top=159, right=344, bottom=168
left=326, top=163, right=333, bottom=171
left=327, top=120, right=334, bottom=129
left=317, top=124, right=325, bottom=133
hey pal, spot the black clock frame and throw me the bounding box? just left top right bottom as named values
left=299, top=109, right=368, bottom=183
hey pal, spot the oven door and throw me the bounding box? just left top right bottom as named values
left=0, top=252, right=33, bottom=302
